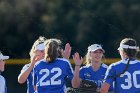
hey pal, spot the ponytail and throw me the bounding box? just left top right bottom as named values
left=44, top=39, right=62, bottom=63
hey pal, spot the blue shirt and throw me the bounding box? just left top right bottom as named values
left=34, top=58, right=73, bottom=93
left=79, top=63, right=108, bottom=88
left=0, top=75, right=7, bottom=93
left=104, top=59, right=140, bottom=93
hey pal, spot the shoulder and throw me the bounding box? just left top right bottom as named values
left=21, top=63, right=30, bottom=70
left=0, top=75, right=5, bottom=80
left=107, top=60, right=123, bottom=71
left=56, top=58, right=69, bottom=62
left=134, top=59, right=140, bottom=64
left=56, top=58, right=70, bottom=65
left=0, top=75, right=5, bottom=83
left=101, top=63, right=108, bottom=68
left=80, top=64, right=91, bottom=70
left=35, top=59, right=46, bottom=66
left=128, top=59, right=140, bottom=65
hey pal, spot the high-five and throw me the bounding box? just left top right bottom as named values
left=33, top=39, right=73, bottom=93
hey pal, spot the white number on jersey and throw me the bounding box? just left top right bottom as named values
left=39, top=68, right=62, bottom=86
left=120, top=71, right=140, bottom=89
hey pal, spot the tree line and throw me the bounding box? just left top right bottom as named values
left=0, top=0, right=140, bottom=58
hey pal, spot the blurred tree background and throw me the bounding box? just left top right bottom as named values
left=1, top=0, right=140, bottom=92
left=1, top=0, right=140, bottom=58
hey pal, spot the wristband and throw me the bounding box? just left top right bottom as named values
left=75, top=64, right=81, bottom=66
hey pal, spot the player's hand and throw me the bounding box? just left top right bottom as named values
left=62, top=43, right=71, bottom=59
left=72, top=52, right=83, bottom=66
left=30, top=54, right=42, bottom=66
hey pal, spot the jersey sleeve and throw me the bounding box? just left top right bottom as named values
left=20, top=64, right=30, bottom=74
left=0, top=76, right=5, bottom=93
left=79, top=67, right=85, bottom=79
left=104, top=63, right=116, bottom=85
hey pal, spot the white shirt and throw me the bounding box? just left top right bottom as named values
left=0, top=75, right=6, bottom=93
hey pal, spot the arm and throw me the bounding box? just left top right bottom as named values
left=101, top=64, right=115, bottom=93
left=18, top=55, right=41, bottom=84
left=18, top=63, right=33, bottom=84
left=100, top=82, right=110, bottom=93
left=72, top=52, right=83, bottom=88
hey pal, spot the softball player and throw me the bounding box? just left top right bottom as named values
left=18, top=36, right=46, bottom=93
left=0, top=51, right=9, bottom=93
left=101, top=38, right=140, bottom=93
left=33, top=39, right=73, bottom=93
left=72, top=44, right=113, bottom=92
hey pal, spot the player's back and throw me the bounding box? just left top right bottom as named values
left=113, top=59, right=140, bottom=93
left=34, top=58, right=73, bottom=93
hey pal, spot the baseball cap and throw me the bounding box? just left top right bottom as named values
left=88, top=44, right=105, bottom=53
left=0, top=52, right=9, bottom=60
left=35, top=43, right=45, bottom=50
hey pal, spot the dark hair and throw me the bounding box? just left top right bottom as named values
left=121, top=38, right=138, bottom=58
left=44, top=39, right=62, bottom=63
left=106, top=38, right=139, bottom=79
left=117, top=38, right=138, bottom=77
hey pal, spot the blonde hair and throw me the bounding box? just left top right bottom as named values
left=29, top=36, right=46, bottom=57
left=85, top=51, right=91, bottom=65
left=44, top=38, right=62, bottom=63
left=85, top=48, right=105, bottom=65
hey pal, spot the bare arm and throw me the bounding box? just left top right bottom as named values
left=18, top=64, right=34, bottom=84
left=18, top=55, right=41, bottom=84
left=72, top=52, right=83, bottom=88
left=100, top=82, right=110, bottom=93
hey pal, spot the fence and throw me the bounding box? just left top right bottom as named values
left=6, top=58, right=121, bottom=65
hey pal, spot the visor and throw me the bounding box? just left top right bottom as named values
left=0, top=53, right=9, bottom=60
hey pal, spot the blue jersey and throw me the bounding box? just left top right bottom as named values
left=0, top=75, right=7, bottom=93
left=104, top=58, right=140, bottom=93
left=20, top=64, right=35, bottom=93
left=34, top=58, right=73, bottom=93
left=79, top=63, right=108, bottom=88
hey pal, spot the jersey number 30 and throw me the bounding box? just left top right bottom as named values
left=39, top=68, right=62, bottom=86
left=120, top=71, right=140, bottom=89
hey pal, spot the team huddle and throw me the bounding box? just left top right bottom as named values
left=0, top=37, right=140, bottom=93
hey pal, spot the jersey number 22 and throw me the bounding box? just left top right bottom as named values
left=39, top=68, right=62, bottom=86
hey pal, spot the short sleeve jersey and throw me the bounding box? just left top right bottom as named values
left=0, top=75, right=6, bottom=93
left=34, top=58, right=73, bottom=93
left=104, top=59, right=140, bottom=93
left=79, top=63, right=108, bottom=88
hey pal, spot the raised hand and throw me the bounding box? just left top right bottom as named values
left=72, top=52, right=83, bottom=66
left=62, top=43, right=72, bottom=59
left=30, top=54, right=42, bottom=66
